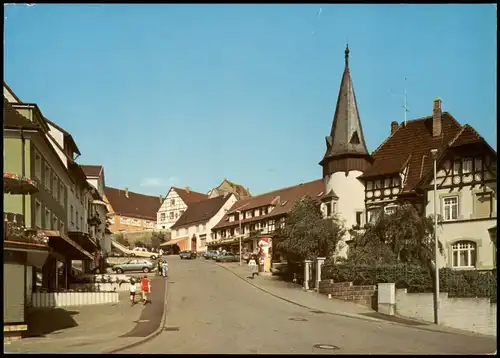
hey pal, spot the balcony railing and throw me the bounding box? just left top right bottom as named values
left=4, top=213, right=49, bottom=246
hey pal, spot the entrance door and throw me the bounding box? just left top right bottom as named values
left=191, top=236, right=197, bottom=252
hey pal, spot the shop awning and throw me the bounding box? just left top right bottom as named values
left=160, top=236, right=190, bottom=251
left=43, top=230, right=94, bottom=260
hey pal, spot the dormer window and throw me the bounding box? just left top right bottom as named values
left=366, top=181, right=373, bottom=190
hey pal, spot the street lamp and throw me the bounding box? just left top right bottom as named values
left=237, top=210, right=242, bottom=266
left=430, top=148, right=440, bottom=325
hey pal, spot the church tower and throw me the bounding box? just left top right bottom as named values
left=319, top=46, right=372, bottom=256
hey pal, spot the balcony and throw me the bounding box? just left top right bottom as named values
left=4, top=213, right=50, bottom=253
left=3, top=172, right=38, bottom=195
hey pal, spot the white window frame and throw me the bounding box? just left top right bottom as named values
left=169, top=211, right=174, bottom=220
left=451, top=241, right=476, bottom=268
left=442, top=196, right=459, bottom=221
left=160, top=212, right=166, bottom=221
left=462, top=157, right=473, bottom=174
left=44, top=164, right=51, bottom=190
left=59, top=220, right=65, bottom=235
left=453, top=159, right=461, bottom=175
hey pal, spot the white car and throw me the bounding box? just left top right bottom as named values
left=130, top=247, right=158, bottom=260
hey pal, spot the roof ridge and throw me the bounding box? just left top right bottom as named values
left=171, top=186, right=207, bottom=196
left=105, top=186, right=159, bottom=199
left=239, top=178, right=322, bottom=201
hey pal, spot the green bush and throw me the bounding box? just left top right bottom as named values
left=321, top=264, right=496, bottom=301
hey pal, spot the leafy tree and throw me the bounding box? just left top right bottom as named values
left=274, top=196, right=346, bottom=263
left=345, top=229, right=399, bottom=265
left=352, top=203, right=443, bottom=285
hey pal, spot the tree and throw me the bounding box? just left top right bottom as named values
left=345, top=229, right=399, bottom=265
left=274, top=196, right=346, bottom=263
left=352, top=203, right=443, bottom=284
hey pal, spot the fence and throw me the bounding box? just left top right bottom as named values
left=32, top=292, right=119, bottom=308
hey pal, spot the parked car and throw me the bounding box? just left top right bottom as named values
left=215, top=252, right=239, bottom=263
left=179, top=251, right=197, bottom=260
left=112, top=258, right=155, bottom=274
left=129, top=247, right=158, bottom=260
left=202, top=250, right=219, bottom=260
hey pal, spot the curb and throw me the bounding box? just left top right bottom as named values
left=105, top=278, right=169, bottom=354
left=211, top=262, right=493, bottom=339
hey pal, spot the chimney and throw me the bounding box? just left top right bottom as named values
left=159, top=194, right=163, bottom=204
left=391, top=121, right=399, bottom=134
left=125, top=187, right=129, bottom=198
left=185, top=186, right=190, bottom=194
left=432, top=97, right=442, bottom=137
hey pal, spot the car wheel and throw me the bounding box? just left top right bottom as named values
left=130, top=253, right=136, bottom=257
left=116, top=268, right=124, bottom=274
left=150, top=255, right=157, bottom=260
left=143, top=267, right=150, bottom=273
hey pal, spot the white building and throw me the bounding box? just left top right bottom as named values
left=156, top=186, right=208, bottom=229
left=166, top=193, right=237, bottom=252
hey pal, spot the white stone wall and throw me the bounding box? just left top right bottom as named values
left=32, top=292, right=119, bottom=307
left=395, top=288, right=497, bottom=336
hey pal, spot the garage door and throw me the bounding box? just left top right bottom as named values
left=4, top=263, right=25, bottom=324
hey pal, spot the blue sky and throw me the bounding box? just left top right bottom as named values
left=4, top=4, right=497, bottom=196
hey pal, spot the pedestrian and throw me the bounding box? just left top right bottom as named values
left=157, top=260, right=162, bottom=274
left=159, top=248, right=164, bottom=257
left=248, top=255, right=257, bottom=279
left=161, top=260, right=168, bottom=278
left=129, top=278, right=137, bottom=305
left=141, top=275, right=151, bottom=305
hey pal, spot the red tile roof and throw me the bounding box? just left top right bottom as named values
left=359, top=113, right=463, bottom=192
left=104, top=186, right=162, bottom=221
left=171, top=194, right=234, bottom=230
left=80, top=165, right=103, bottom=177
left=212, top=179, right=324, bottom=230
left=172, top=187, right=208, bottom=205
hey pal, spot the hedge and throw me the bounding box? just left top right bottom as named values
left=321, top=264, right=497, bottom=302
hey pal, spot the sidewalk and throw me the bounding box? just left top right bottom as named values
left=4, top=292, right=145, bottom=353
left=217, top=262, right=377, bottom=319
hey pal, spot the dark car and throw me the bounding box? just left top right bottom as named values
left=179, top=251, right=197, bottom=260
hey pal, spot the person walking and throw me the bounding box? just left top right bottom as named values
left=248, top=255, right=257, bottom=279
left=141, top=275, right=151, bottom=305
left=161, top=260, right=168, bottom=278
left=129, top=278, right=137, bottom=306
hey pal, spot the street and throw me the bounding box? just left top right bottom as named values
left=119, top=256, right=496, bottom=354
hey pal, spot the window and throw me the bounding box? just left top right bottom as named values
left=442, top=196, right=459, bottom=221
left=261, top=207, right=268, bottom=216
left=230, top=228, right=235, bottom=236
left=60, top=184, right=65, bottom=207
left=451, top=241, right=476, bottom=268
left=35, top=152, right=42, bottom=179
left=475, top=192, right=492, bottom=218
left=268, top=220, right=275, bottom=232
left=53, top=175, right=59, bottom=200
left=475, top=157, right=482, bottom=172
left=76, top=211, right=80, bottom=229
left=326, top=202, right=332, bottom=217
left=44, top=164, right=51, bottom=189
left=53, top=216, right=58, bottom=231
left=366, top=181, right=373, bottom=190
left=393, top=177, right=401, bottom=187
left=80, top=216, right=83, bottom=231
left=462, top=158, right=473, bottom=174
left=44, top=208, right=51, bottom=230
left=70, top=205, right=74, bottom=225
left=374, top=180, right=381, bottom=189
left=355, top=211, right=363, bottom=227
left=170, top=199, right=175, bottom=206
left=160, top=213, right=166, bottom=221
left=179, top=210, right=184, bottom=216
left=35, top=200, right=42, bottom=229
left=169, top=212, right=174, bottom=220
left=59, top=221, right=65, bottom=235
left=453, top=160, right=461, bottom=175
left=384, top=178, right=392, bottom=188
left=254, top=209, right=259, bottom=217
left=246, top=211, right=252, bottom=219
left=200, top=234, right=207, bottom=247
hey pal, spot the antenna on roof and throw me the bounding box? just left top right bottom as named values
left=389, top=77, right=410, bottom=127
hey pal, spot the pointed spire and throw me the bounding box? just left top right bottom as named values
left=320, top=46, right=371, bottom=175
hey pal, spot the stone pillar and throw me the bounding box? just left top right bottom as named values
left=303, top=260, right=312, bottom=291
left=315, top=257, right=326, bottom=291
left=377, top=283, right=396, bottom=316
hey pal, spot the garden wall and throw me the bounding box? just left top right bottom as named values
left=32, top=292, right=119, bottom=308
left=318, top=280, right=377, bottom=308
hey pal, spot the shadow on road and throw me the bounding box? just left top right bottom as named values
left=359, top=312, right=428, bottom=326
left=25, top=308, right=80, bottom=337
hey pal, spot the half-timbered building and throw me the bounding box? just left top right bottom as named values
left=358, top=97, right=497, bottom=269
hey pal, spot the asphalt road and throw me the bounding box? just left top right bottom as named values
left=120, top=256, right=496, bottom=354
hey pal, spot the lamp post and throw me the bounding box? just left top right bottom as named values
left=430, top=148, right=440, bottom=325
left=237, top=210, right=242, bottom=266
